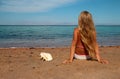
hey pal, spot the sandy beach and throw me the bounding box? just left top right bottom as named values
left=0, top=46, right=120, bottom=79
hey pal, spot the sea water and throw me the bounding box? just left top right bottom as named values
left=0, top=25, right=120, bottom=47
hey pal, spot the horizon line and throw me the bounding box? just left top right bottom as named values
left=0, top=24, right=120, bottom=26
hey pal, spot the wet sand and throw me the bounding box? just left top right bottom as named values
left=0, top=46, right=120, bottom=79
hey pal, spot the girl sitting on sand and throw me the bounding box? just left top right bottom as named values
left=63, top=11, right=108, bottom=64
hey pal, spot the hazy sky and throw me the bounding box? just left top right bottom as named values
left=0, top=0, right=120, bottom=25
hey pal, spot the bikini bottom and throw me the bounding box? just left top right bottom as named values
left=74, top=53, right=91, bottom=60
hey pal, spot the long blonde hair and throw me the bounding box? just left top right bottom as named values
left=78, top=11, right=96, bottom=58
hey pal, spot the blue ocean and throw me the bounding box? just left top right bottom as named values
left=0, top=25, right=120, bottom=48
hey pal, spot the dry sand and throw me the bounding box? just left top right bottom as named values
left=0, top=46, right=120, bottom=79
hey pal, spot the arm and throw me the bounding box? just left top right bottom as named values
left=94, top=32, right=109, bottom=64
left=63, top=28, right=78, bottom=63
left=95, top=43, right=108, bottom=64
left=95, top=43, right=101, bottom=62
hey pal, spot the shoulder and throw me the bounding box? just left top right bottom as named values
left=74, top=27, right=79, bottom=32
left=74, top=27, right=79, bottom=33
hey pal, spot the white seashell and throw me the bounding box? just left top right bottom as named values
left=40, top=52, right=53, bottom=61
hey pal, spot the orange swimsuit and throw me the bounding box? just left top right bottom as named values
left=75, top=31, right=89, bottom=55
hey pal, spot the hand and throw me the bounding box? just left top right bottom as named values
left=98, top=59, right=109, bottom=64
left=62, top=59, right=73, bottom=64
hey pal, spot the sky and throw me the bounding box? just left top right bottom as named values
left=0, top=0, right=120, bottom=25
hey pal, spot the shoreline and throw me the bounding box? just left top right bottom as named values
left=0, top=45, right=119, bottom=49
